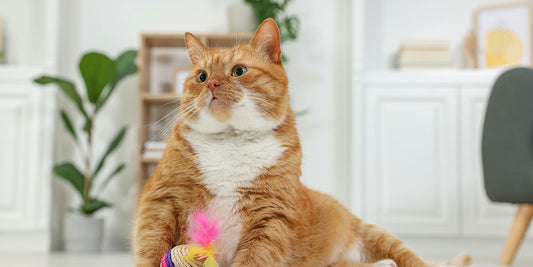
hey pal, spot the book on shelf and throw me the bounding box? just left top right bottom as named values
left=144, top=141, right=166, bottom=151
left=399, top=50, right=451, bottom=62
left=400, top=40, right=450, bottom=51
left=398, top=58, right=452, bottom=68
left=398, top=63, right=452, bottom=70
left=397, top=40, right=452, bottom=69
left=142, top=141, right=166, bottom=159
left=142, top=150, right=164, bottom=160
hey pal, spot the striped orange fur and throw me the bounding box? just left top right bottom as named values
left=133, top=18, right=472, bottom=267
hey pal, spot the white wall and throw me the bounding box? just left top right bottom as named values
left=54, top=0, right=341, bottom=251
left=0, top=0, right=46, bottom=65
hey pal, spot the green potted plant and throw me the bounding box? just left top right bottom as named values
left=244, top=0, right=300, bottom=62
left=34, top=50, right=137, bottom=251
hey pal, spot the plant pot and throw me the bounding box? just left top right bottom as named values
left=227, top=4, right=256, bottom=32
left=64, top=213, right=104, bottom=252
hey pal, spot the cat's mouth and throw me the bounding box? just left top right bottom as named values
left=210, top=97, right=226, bottom=106
left=208, top=96, right=231, bottom=121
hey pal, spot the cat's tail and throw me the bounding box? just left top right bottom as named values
left=356, top=221, right=472, bottom=267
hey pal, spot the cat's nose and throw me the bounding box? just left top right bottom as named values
left=207, top=80, right=220, bottom=94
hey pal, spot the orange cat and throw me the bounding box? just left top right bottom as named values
left=133, top=19, right=472, bottom=267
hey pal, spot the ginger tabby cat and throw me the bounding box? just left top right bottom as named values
left=133, top=19, right=472, bottom=267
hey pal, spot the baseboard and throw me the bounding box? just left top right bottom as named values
left=401, top=236, right=533, bottom=264
left=0, top=230, right=50, bottom=252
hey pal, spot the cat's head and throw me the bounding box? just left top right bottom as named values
left=180, top=18, right=290, bottom=134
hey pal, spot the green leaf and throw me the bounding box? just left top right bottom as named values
left=60, top=110, right=78, bottom=141
left=93, top=126, right=127, bottom=178
left=79, top=199, right=111, bottom=215
left=34, top=76, right=89, bottom=120
left=96, top=50, right=138, bottom=110
left=111, top=50, right=138, bottom=89
left=82, top=117, right=92, bottom=133
left=99, top=163, right=125, bottom=193
left=53, top=163, right=85, bottom=198
left=282, top=16, right=299, bottom=41
left=79, top=52, right=116, bottom=103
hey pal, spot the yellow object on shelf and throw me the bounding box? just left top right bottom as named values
left=485, top=29, right=523, bottom=67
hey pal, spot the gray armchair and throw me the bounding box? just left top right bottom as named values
left=482, top=67, right=533, bottom=266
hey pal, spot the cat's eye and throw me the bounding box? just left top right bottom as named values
left=231, top=65, right=248, bottom=77
left=196, top=71, right=208, bottom=83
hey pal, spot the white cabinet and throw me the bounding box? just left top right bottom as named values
left=365, top=87, right=458, bottom=235
left=355, top=72, right=533, bottom=261
left=359, top=70, right=526, bottom=238
left=0, top=84, right=41, bottom=230
left=0, top=67, right=55, bottom=252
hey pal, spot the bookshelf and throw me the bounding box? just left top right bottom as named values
left=136, top=32, right=253, bottom=195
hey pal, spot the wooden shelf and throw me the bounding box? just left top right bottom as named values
left=140, top=32, right=253, bottom=48
left=142, top=34, right=186, bottom=48
left=141, top=93, right=181, bottom=103
left=141, top=157, right=161, bottom=164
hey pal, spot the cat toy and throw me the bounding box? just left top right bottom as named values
left=161, top=209, right=220, bottom=267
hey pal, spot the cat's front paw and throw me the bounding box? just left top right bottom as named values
left=374, top=259, right=397, bottom=267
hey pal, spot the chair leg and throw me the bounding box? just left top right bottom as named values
left=500, top=204, right=533, bottom=266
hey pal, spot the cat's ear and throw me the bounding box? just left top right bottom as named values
left=250, top=18, right=282, bottom=64
left=185, top=32, right=206, bottom=65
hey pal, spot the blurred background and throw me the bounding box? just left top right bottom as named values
left=0, top=0, right=532, bottom=266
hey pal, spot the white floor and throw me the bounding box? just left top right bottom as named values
left=0, top=252, right=134, bottom=267
left=0, top=252, right=531, bottom=267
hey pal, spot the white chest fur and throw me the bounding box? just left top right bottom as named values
left=186, top=129, right=285, bottom=196
left=185, top=129, right=285, bottom=265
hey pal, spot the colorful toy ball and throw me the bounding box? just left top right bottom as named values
left=160, top=209, right=220, bottom=267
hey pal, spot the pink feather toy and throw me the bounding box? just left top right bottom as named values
left=160, top=209, right=220, bottom=267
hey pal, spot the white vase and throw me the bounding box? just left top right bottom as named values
left=227, top=4, right=256, bottom=32
left=64, top=213, right=104, bottom=252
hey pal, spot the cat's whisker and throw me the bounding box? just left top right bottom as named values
left=159, top=98, right=182, bottom=109
left=179, top=103, right=196, bottom=116
left=142, top=106, right=179, bottom=130
left=251, top=101, right=277, bottom=121
left=151, top=116, right=178, bottom=142
left=147, top=99, right=198, bottom=141
left=180, top=109, right=197, bottom=121
left=179, top=103, right=203, bottom=122
left=247, top=91, right=289, bottom=98
left=178, top=108, right=196, bottom=122
left=250, top=101, right=291, bottom=112
left=247, top=95, right=291, bottom=108
left=150, top=110, right=179, bottom=142
left=247, top=97, right=290, bottom=108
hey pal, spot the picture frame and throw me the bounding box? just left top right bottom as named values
left=172, top=67, right=191, bottom=96
left=475, top=1, right=533, bottom=68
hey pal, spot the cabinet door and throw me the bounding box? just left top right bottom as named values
left=365, top=87, right=458, bottom=235
left=0, top=84, right=48, bottom=230
left=460, top=87, right=531, bottom=238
